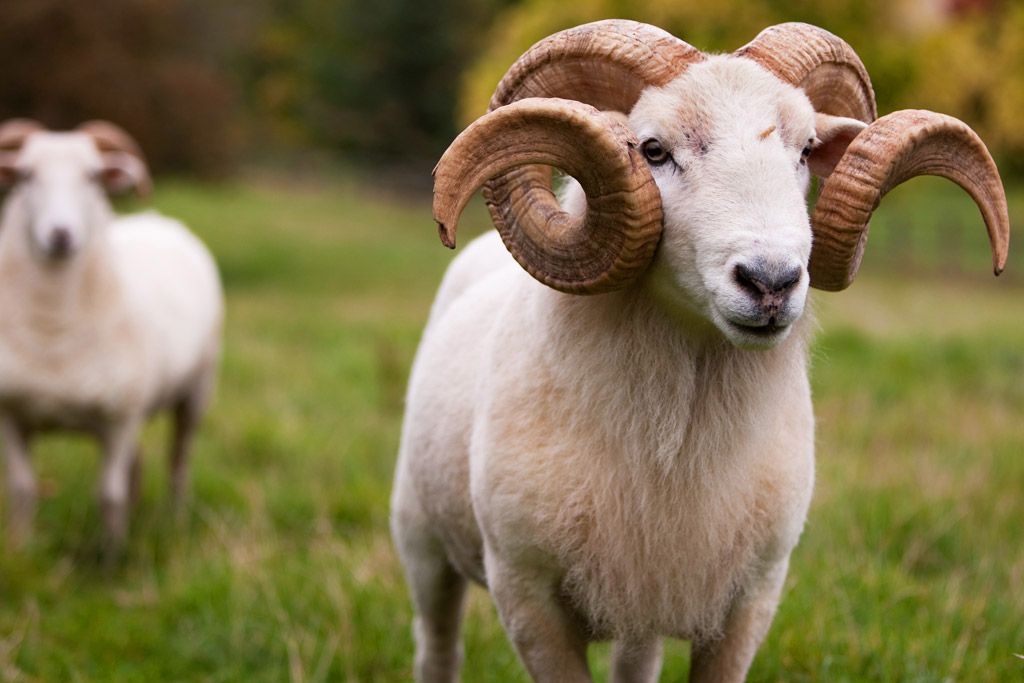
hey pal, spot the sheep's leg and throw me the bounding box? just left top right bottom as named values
left=611, top=637, right=663, bottom=683
left=170, top=356, right=218, bottom=517
left=128, top=444, right=143, bottom=507
left=169, top=394, right=202, bottom=516
left=394, top=508, right=467, bottom=682
left=1, top=418, right=36, bottom=546
left=99, top=416, right=143, bottom=557
left=486, top=558, right=592, bottom=683
left=689, top=559, right=788, bottom=683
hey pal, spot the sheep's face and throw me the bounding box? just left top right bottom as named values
left=632, top=58, right=817, bottom=349
left=1, top=133, right=142, bottom=263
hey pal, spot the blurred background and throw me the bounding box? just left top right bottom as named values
left=4, top=0, right=1024, bottom=180
left=0, top=0, right=1021, bottom=681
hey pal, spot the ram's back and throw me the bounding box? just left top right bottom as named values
left=109, top=211, right=223, bottom=407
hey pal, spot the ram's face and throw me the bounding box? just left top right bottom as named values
left=3, top=134, right=113, bottom=262
left=632, top=58, right=816, bottom=349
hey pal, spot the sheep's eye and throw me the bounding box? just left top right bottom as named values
left=641, top=139, right=670, bottom=165
left=799, top=140, right=814, bottom=166
left=14, top=168, right=33, bottom=183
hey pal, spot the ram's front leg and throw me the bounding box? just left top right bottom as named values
left=98, top=415, right=143, bottom=559
left=486, top=554, right=592, bottom=683
left=689, top=559, right=789, bottom=683
left=2, top=417, right=36, bottom=546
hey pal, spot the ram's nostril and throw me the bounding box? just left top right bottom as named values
left=773, top=265, right=803, bottom=294
left=733, top=263, right=765, bottom=297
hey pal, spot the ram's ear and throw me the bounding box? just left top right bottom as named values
left=809, top=113, right=867, bottom=178
left=97, top=152, right=152, bottom=197
left=0, top=154, right=18, bottom=189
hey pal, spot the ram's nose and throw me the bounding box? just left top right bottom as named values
left=47, top=225, right=73, bottom=258
left=733, top=260, right=803, bottom=312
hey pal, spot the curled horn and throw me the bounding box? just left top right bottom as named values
left=0, top=119, right=46, bottom=152
left=809, top=110, right=1010, bottom=291
left=438, top=19, right=704, bottom=293
left=434, top=98, right=662, bottom=293
left=76, top=120, right=152, bottom=197
left=735, top=22, right=876, bottom=124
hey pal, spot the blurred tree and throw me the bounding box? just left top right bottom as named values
left=905, top=2, right=1024, bottom=175
left=237, top=0, right=512, bottom=166
left=241, top=0, right=518, bottom=167
left=0, top=0, right=241, bottom=176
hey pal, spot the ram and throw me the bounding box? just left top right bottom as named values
left=0, top=120, right=223, bottom=555
left=391, top=21, right=1010, bottom=683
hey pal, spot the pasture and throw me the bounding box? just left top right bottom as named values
left=0, top=172, right=1021, bottom=681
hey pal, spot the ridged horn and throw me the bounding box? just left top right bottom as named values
left=490, top=19, right=705, bottom=112
left=735, top=22, right=876, bottom=125
left=480, top=20, right=704, bottom=293
left=809, top=110, right=1010, bottom=291
left=76, top=120, right=147, bottom=159
left=76, top=120, right=152, bottom=196
left=433, top=98, right=661, bottom=294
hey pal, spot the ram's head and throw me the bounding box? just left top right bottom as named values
left=433, top=21, right=1009, bottom=348
left=0, top=119, right=150, bottom=261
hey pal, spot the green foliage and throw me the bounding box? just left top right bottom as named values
left=0, top=176, right=1021, bottom=679
left=241, top=0, right=516, bottom=163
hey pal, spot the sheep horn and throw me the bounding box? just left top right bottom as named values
left=434, top=98, right=661, bottom=294
left=809, top=110, right=1010, bottom=291
left=0, top=119, right=46, bottom=152
left=76, top=120, right=152, bottom=197
left=76, top=120, right=147, bottom=160
left=474, top=20, right=703, bottom=294
left=735, top=23, right=876, bottom=125
left=490, top=19, right=704, bottom=113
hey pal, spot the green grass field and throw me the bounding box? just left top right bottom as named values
left=0, top=172, right=1021, bottom=681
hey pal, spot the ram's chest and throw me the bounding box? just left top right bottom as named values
left=0, top=320, right=149, bottom=426
left=478, top=421, right=813, bottom=641
left=560, top=467, right=774, bottom=639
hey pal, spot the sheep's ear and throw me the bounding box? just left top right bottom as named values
left=0, top=154, right=21, bottom=189
left=809, top=113, right=867, bottom=178
left=97, top=152, right=152, bottom=198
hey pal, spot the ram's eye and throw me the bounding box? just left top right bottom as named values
left=15, top=168, right=33, bottom=183
left=799, top=140, right=813, bottom=166
left=641, top=139, right=670, bottom=165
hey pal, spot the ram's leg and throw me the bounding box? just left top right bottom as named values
left=393, top=509, right=467, bottom=682
left=99, top=416, right=143, bottom=558
left=486, top=557, right=592, bottom=683
left=689, top=559, right=789, bottom=683
left=169, top=397, right=200, bottom=515
left=611, top=637, right=663, bottom=683
left=1, top=417, right=36, bottom=546
left=128, top=444, right=143, bottom=507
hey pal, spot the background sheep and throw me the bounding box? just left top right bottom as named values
left=391, top=20, right=1010, bottom=682
left=0, top=119, right=223, bottom=556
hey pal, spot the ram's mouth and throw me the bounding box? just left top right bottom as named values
left=718, top=314, right=795, bottom=349
left=729, top=319, right=788, bottom=338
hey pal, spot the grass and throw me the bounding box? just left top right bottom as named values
left=0, top=171, right=1022, bottom=681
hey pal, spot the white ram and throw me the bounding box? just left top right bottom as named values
left=391, top=21, right=1010, bottom=683
left=0, top=120, right=223, bottom=555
